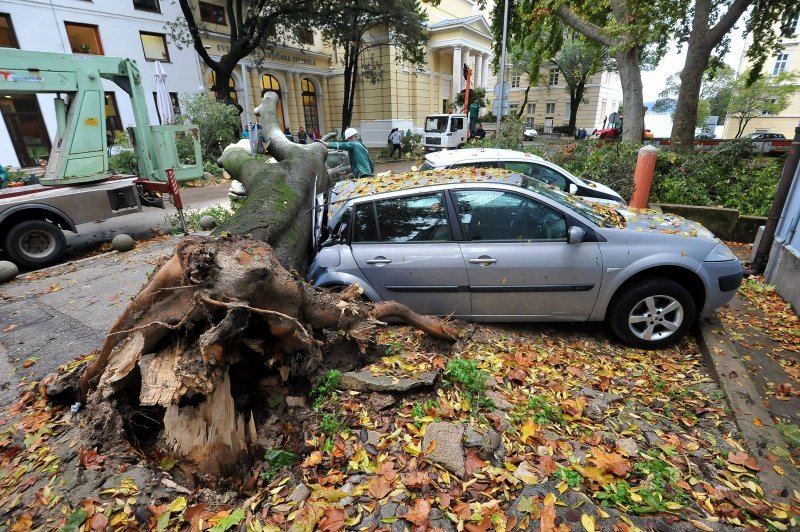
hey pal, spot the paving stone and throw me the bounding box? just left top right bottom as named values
left=486, top=390, right=513, bottom=411
left=422, top=422, right=465, bottom=478
left=287, top=483, right=311, bottom=503
left=340, top=369, right=437, bottom=392
left=616, top=437, right=639, bottom=457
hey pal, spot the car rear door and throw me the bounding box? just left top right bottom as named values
left=453, top=189, right=603, bottom=320
left=349, top=191, right=471, bottom=317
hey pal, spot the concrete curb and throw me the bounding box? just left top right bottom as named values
left=695, top=312, right=799, bottom=502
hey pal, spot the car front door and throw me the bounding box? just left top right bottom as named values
left=502, top=161, right=568, bottom=191
left=453, top=189, right=603, bottom=320
left=350, top=191, right=471, bottom=317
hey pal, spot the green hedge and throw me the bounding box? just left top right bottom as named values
left=523, top=140, right=780, bottom=217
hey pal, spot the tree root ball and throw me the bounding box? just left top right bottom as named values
left=0, top=261, right=19, bottom=283
left=199, top=215, right=217, bottom=230
left=111, top=234, right=136, bottom=252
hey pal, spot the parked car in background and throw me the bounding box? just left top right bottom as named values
left=417, top=148, right=625, bottom=205
left=308, top=170, right=742, bottom=348
left=744, top=132, right=786, bottom=140
left=696, top=131, right=715, bottom=139
left=523, top=128, right=538, bottom=140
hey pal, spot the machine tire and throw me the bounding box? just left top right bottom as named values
left=608, top=277, right=696, bottom=349
left=3, top=219, right=67, bottom=269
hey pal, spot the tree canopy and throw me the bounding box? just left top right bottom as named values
left=727, top=69, right=799, bottom=138
left=315, top=0, right=430, bottom=133
left=167, top=0, right=318, bottom=109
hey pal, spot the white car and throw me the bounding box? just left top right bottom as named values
left=523, top=128, right=538, bottom=140
left=418, top=148, right=625, bottom=205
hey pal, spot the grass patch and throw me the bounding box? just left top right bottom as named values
left=166, top=204, right=233, bottom=233
left=310, top=369, right=341, bottom=410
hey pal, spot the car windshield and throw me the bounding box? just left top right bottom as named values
left=425, top=117, right=448, bottom=132
left=521, top=178, right=625, bottom=228
left=418, top=161, right=436, bottom=171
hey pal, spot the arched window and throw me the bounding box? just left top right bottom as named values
left=207, top=71, right=237, bottom=102
left=301, top=79, right=319, bottom=135
left=261, top=74, right=285, bottom=130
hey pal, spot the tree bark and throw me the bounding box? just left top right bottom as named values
left=567, top=80, right=586, bottom=136
left=615, top=48, right=645, bottom=142
left=671, top=48, right=711, bottom=151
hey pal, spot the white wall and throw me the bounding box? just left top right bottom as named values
left=1, top=0, right=204, bottom=167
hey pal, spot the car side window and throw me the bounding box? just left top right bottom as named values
left=352, top=202, right=379, bottom=242
left=451, top=161, right=499, bottom=169
left=353, top=192, right=451, bottom=243
left=454, top=190, right=567, bottom=242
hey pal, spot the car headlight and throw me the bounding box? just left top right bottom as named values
left=704, top=243, right=737, bottom=262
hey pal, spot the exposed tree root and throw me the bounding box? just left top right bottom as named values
left=78, top=237, right=461, bottom=476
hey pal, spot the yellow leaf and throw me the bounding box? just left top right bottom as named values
left=630, top=492, right=643, bottom=503
left=689, top=519, right=714, bottom=531
left=519, top=419, right=538, bottom=444
left=665, top=501, right=682, bottom=510
left=167, top=496, right=187, bottom=513
left=753, top=418, right=764, bottom=427
left=581, top=513, right=595, bottom=532
left=543, top=492, right=556, bottom=505
left=773, top=465, right=785, bottom=475
left=597, top=508, right=609, bottom=519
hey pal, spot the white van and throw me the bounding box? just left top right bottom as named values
left=423, top=114, right=468, bottom=152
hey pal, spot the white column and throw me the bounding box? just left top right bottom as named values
left=481, top=54, right=490, bottom=91
left=452, top=46, right=462, bottom=98
left=462, top=48, right=471, bottom=87
left=474, top=54, right=483, bottom=87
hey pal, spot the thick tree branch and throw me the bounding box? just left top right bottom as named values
left=178, top=0, right=218, bottom=69
left=556, top=5, right=616, bottom=48
left=705, top=0, right=752, bottom=48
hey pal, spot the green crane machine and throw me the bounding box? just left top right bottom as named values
left=0, top=50, right=202, bottom=185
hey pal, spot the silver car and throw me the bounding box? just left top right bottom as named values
left=308, top=171, right=742, bottom=348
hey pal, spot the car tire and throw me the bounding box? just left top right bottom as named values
left=3, top=219, right=67, bottom=269
left=608, top=277, right=696, bottom=349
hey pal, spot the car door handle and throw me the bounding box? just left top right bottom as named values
left=468, top=257, right=498, bottom=264
left=366, top=258, right=392, bottom=264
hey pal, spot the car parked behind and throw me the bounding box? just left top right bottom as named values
left=418, top=148, right=625, bottom=205
left=309, top=169, right=742, bottom=348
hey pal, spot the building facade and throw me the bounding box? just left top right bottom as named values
left=488, top=67, right=623, bottom=133
left=197, top=0, right=492, bottom=147
left=722, top=15, right=800, bottom=139
left=0, top=0, right=493, bottom=167
left=1, top=0, right=205, bottom=168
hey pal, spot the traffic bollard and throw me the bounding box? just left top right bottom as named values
left=629, top=145, right=658, bottom=208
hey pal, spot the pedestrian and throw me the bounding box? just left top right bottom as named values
left=473, top=122, right=486, bottom=140
left=284, top=127, right=294, bottom=142
left=297, top=127, right=308, bottom=144
left=310, top=129, right=319, bottom=141
left=389, top=128, right=402, bottom=159
left=322, top=127, right=374, bottom=179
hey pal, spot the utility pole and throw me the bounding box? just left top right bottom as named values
left=496, top=0, right=509, bottom=132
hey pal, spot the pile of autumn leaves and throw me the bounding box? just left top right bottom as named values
left=2, top=323, right=799, bottom=530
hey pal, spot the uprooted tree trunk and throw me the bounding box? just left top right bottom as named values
left=75, top=93, right=459, bottom=479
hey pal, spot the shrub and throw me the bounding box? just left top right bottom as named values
left=178, top=93, right=241, bottom=160
left=109, top=150, right=136, bottom=175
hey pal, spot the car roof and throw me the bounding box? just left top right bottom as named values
left=329, top=168, right=525, bottom=206
left=423, top=148, right=545, bottom=167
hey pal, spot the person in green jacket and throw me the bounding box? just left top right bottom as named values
left=324, top=127, right=374, bottom=179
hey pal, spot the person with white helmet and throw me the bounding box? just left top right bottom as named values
left=323, top=127, right=374, bottom=179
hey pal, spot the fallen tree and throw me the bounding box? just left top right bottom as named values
left=74, top=93, right=459, bottom=479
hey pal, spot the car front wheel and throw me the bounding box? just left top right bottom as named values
left=608, top=278, right=696, bottom=348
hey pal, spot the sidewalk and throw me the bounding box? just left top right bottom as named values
left=696, top=242, right=799, bottom=500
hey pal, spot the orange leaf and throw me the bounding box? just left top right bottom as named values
left=540, top=501, right=556, bottom=532
left=465, top=448, right=486, bottom=477
left=79, top=446, right=106, bottom=470
left=424, top=439, right=437, bottom=456
left=453, top=500, right=471, bottom=520
left=368, top=475, right=392, bottom=499
left=728, top=452, right=761, bottom=471
left=752, top=418, right=764, bottom=427
left=590, top=449, right=631, bottom=477
left=10, top=515, right=32, bottom=532
left=302, top=450, right=323, bottom=467
left=319, top=507, right=346, bottom=532
left=404, top=498, right=431, bottom=526
left=88, top=513, right=109, bottom=531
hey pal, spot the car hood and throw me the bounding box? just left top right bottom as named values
left=617, top=208, right=717, bottom=240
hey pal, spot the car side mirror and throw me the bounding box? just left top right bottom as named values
left=568, top=183, right=578, bottom=194
left=568, top=226, right=585, bottom=244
